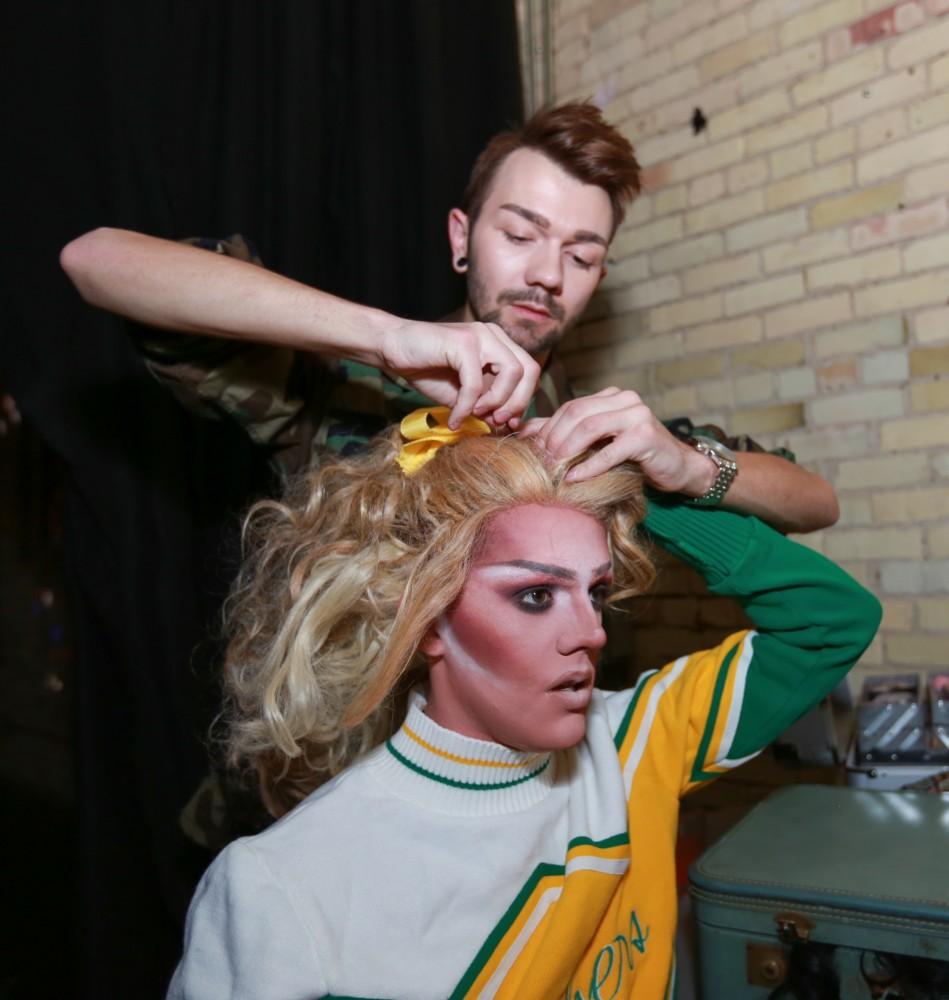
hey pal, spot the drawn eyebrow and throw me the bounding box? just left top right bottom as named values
left=480, top=559, right=614, bottom=582
left=499, top=203, right=608, bottom=249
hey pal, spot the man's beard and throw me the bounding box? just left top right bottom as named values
left=466, top=263, right=569, bottom=356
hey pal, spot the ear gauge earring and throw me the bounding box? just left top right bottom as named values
left=456, top=256, right=468, bottom=271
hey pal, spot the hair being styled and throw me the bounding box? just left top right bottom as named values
left=223, top=428, right=653, bottom=816
left=462, top=100, right=641, bottom=237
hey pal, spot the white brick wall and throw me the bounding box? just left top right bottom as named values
left=552, top=0, right=949, bottom=675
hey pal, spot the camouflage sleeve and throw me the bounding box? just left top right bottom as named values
left=662, top=415, right=796, bottom=462
left=132, top=235, right=343, bottom=480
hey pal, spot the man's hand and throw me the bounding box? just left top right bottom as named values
left=519, top=387, right=714, bottom=492
left=520, top=385, right=841, bottom=533
left=378, top=320, right=541, bottom=430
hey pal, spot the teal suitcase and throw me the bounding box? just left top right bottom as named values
left=689, top=785, right=949, bottom=998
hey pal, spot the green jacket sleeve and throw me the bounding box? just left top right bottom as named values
left=642, top=495, right=881, bottom=764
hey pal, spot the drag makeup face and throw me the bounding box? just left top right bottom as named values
left=449, top=148, right=612, bottom=360
left=422, top=504, right=611, bottom=751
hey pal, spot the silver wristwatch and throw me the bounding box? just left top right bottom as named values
left=686, top=436, right=739, bottom=506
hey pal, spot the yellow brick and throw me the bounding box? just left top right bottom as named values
left=738, top=40, right=822, bottom=97
left=858, top=122, right=949, bottom=184
left=909, top=345, right=949, bottom=377
left=614, top=332, right=684, bottom=368
left=811, top=388, right=904, bottom=424
left=651, top=234, right=724, bottom=274
left=905, top=158, right=949, bottom=202
left=646, top=0, right=709, bottom=49
left=613, top=275, right=682, bottom=310
left=635, top=127, right=696, bottom=170
left=727, top=158, right=769, bottom=194
left=655, top=355, right=726, bottom=387
left=612, top=215, right=684, bottom=258
left=887, top=634, right=949, bottom=666
left=858, top=108, right=907, bottom=151
left=777, top=366, right=817, bottom=399
left=748, top=0, right=824, bottom=30
left=881, top=414, right=949, bottom=450
left=683, top=253, right=761, bottom=295
left=770, top=142, right=813, bottom=181
left=684, top=316, right=763, bottom=353
left=736, top=371, right=775, bottom=404
left=630, top=66, right=699, bottom=114
left=825, top=527, right=924, bottom=561
left=780, top=0, right=862, bottom=46
left=837, top=453, right=929, bottom=490
left=933, top=52, right=949, bottom=91
left=726, top=208, right=808, bottom=252
left=852, top=197, right=948, bottom=253
left=929, top=520, right=949, bottom=557
left=730, top=403, right=806, bottom=434
left=889, top=15, right=949, bottom=69
left=725, top=273, right=804, bottom=317
left=815, top=127, right=855, bottom=164
left=904, top=232, right=949, bottom=274
left=651, top=293, right=724, bottom=333
left=873, top=487, right=949, bottom=523
left=814, top=315, right=905, bottom=359
left=689, top=172, right=726, bottom=207
left=830, top=67, right=927, bottom=126
left=792, top=48, right=885, bottom=108
left=919, top=596, right=949, bottom=628
left=660, top=385, right=699, bottom=415
left=766, top=161, right=853, bottom=211
left=669, top=138, right=746, bottom=185
left=916, top=307, right=949, bottom=346
left=882, top=599, right=915, bottom=631
left=807, top=248, right=902, bottom=290
left=732, top=339, right=806, bottom=369
left=809, top=179, right=903, bottom=230
left=698, top=378, right=735, bottom=409
left=672, top=11, right=748, bottom=67
left=700, top=28, right=776, bottom=83
left=911, top=92, right=949, bottom=132
left=746, top=106, right=828, bottom=156
left=654, top=185, right=688, bottom=216
left=686, top=190, right=764, bottom=235
left=763, top=228, right=850, bottom=273
left=709, top=90, right=792, bottom=142
left=855, top=270, right=949, bottom=318
left=765, top=291, right=852, bottom=338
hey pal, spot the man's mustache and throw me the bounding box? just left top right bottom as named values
left=496, top=288, right=566, bottom=321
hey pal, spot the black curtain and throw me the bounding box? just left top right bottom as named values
left=2, top=3, right=522, bottom=996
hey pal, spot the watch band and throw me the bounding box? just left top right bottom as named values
left=686, top=436, right=739, bottom=506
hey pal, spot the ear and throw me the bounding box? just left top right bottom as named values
left=419, top=620, right=446, bottom=659
left=448, top=208, right=470, bottom=274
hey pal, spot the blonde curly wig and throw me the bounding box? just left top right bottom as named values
left=224, top=428, right=654, bottom=815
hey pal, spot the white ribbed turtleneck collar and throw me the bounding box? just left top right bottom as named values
left=366, top=690, right=557, bottom=816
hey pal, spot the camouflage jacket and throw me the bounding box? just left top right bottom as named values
left=137, top=236, right=788, bottom=481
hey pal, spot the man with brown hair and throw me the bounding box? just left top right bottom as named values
left=62, top=101, right=837, bottom=532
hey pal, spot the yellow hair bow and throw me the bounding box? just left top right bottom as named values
left=396, top=406, right=491, bottom=475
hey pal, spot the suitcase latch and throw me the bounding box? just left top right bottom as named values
left=746, top=943, right=788, bottom=987
left=774, top=910, right=815, bottom=943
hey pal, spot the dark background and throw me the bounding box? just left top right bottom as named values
left=1, top=3, right=523, bottom=996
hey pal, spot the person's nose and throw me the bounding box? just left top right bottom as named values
left=556, top=597, right=607, bottom=657
left=524, top=242, right=563, bottom=294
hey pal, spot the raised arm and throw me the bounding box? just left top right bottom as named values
left=520, top=387, right=839, bottom=533
left=60, top=228, right=539, bottom=428
left=640, top=497, right=880, bottom=791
